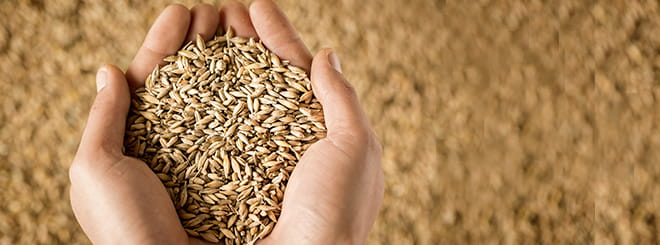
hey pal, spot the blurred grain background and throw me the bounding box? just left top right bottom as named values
left=1, top=0, right=659, bottom=244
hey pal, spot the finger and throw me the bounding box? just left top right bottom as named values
left=218, top=0, right=257, bottom=37
left=249, top=0, right=312, bottom=70
left=78, top=65, right=131, bottom=157
left=185, top=3, right=220, bottom=42
left=126, top=4, right=190, bottom=90
left=310, top=48, right=371, bottom=143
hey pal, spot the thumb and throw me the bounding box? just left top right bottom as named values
left=310, top=49, right=371, bottom=147
left=78, top=64, right=131, bottom=158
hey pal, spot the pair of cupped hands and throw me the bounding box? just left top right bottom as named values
left=69, top=1, right=383, bottom=244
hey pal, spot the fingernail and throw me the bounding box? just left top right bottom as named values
left=96, top=66, right=108, bottom=92
left=327, top=49, right=342, bottom=73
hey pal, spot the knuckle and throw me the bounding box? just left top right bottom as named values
left=370, top=135, right=383, bottom=156
left=350, top=130, right=372, bottom=148
left=353, top=129, right=372, bottom=146
left=97, top=140, right=123, bottom=159
left=88, top=99, right=109, bottom=117
left=333, top=77, right=357, bottom=98
left=340, top=79, right=356, bottom=93
left=69, top=146, right=122, bottom=184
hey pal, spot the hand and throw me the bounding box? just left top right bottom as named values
left=69, top=1, right=383, bottom=245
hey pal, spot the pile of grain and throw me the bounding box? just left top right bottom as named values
left=123, top=29, right=326, bottom=244
left=3, top=0, right=660, bottom=244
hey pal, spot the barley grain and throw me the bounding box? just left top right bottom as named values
left=124, top=29, right=325, bottom=244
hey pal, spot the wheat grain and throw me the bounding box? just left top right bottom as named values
left=124, top=30, right=326, bottom=244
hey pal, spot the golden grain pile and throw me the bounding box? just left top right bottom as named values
left=2, top=0, right=660, bottom=244
left=124, top=30, right=325, bottom=244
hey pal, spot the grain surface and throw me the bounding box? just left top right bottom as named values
left=1, top=0, right=660, bottom=244
left=124, top=31, right=325, bottom=244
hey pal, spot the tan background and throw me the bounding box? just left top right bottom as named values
left=1, top=0, right=659, bottom=244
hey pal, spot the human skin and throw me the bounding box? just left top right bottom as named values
left=68, top=1, right=384, bottom=244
